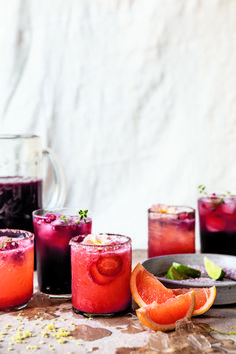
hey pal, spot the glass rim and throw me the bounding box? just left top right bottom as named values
left=33, top=208, right=92, bottom=218
left=148, top=205, right=195, bottom=215
left=198, top=195, right=236, bottom=201
left=0, top=134, right=40, bottom=140
left=69, top=233, right=132, bottom=248
left=0, top=229, right=34, bottom=241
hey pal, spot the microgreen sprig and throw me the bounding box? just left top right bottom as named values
left=59, top=215, right=70, bottom=224
left=0, top=238, right=13, bottom=248
left=78, top=209, right=88, bottom=223
left=198, top=185, right=208, bottom=195
left=209, top=327, right=236, bottom=335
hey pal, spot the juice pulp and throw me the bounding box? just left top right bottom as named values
left=0, top=230, right=34, bottom=310
left=70, top=234, right=132, bottom=316
left=0, top=177, right=43, bottom=232
left=198, top=196, right=236, bottom=255
left=148, top=205, right=195, bottom=258
left=33, top=211, right=92, bottom=295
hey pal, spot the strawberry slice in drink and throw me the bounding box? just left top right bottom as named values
left=89, top=262, right=114, bottom=285
left=205, top=215, right=225, bottom=232
left=89, top=255, right=123, bottom=285
left=96, top=255, right=123, bottom=276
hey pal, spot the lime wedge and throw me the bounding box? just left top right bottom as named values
left=172, top=262, right=201, bottom=278
left=204, top=256, right=226, bottom=280
left=166, top=266, right=189, bottom=280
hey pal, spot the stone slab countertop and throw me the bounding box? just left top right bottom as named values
left=1, top=250, right=236, bottom=354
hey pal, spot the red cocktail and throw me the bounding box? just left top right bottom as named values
left=148, top=205, right=195, bottom=258
left=198, top=195, right=236, bottom=255
left=33, top=208, right=92, bottom=296
left=0, top=229, right=34, bottom=310
left=70, top=233, right=132, bottom=316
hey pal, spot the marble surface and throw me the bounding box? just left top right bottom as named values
left=1, top=250, right=236, bottom=354
left=1, top=2, right=236, bottom=249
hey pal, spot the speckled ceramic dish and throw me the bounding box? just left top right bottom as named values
left=142, top=253, right=236, bottom=305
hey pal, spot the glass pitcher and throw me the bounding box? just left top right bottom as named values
left=0, top=134, right=66, bottom=232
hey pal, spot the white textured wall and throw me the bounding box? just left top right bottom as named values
left=1, top=0, right=236, bottom=249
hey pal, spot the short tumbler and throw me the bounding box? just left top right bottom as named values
left=198, top=195, right=236, bottom=255
left=70, top=233, right=132, bottom=317
left=0, top=229, right=34, bottom=310
left=148, top=204, right=195, bottom=258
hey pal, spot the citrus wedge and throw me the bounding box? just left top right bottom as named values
left=166, top=266, right=189, bottom=280
left=172, top=262, right=201, bottom=278
left=204, top=256, right=226, bottom=280
left=172, top=286, right=216, bottom=316
left=130, top=263, right=174, bottom=307
left=136, top=291, right=195, bottom=331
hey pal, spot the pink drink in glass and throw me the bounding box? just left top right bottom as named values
left=33, top=208, right=92, bottom=296
left=70, top=233, right=132, bottom=317
left=148, top=205, right=195, bottom=258
left=0, top=229, right=34, bottom=310
left=198, top=195, right=236, bottom=255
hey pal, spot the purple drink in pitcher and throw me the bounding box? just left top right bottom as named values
left=0, top=176, right=43, bottom=232
left=33, top=209, right=92, bottom=296
left=198, top=195, right=236, bottom=255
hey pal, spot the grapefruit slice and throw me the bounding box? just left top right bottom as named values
left=172, top=286, right=216, bottom=316
left=130, top=263, right=216, bottom=317
left=136, top=291, right=195, bottom=331
left=130, top=263, right=174, bottom=307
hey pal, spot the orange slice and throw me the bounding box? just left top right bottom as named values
left=130, top=263, right=174, bottom=307
left=136, top=291, right=195, bottom=331
left=172, top=286, right=216, bottom=316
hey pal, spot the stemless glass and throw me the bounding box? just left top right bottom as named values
left=0, top=229, right=34, bottom=310
left=198, top=195, right=236, bottom=255
left=33, top=208, right=92, bottom=297
left=148, top=204, right=195, bottom=258
left=70, top=233, right=132, bottom=317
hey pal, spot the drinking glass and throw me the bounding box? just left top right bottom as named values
left=70, top=233, right=132, bottom=317
left=0, top=229, right=34, bottom=310
left=148, top=204, right=195, bottom=258
left=198, top=195, right=236, bottom=255
left=33, top=208, right=92, bottom=297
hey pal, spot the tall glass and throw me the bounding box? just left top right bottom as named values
left=33, top=208, right=92, bottom=297
left=198, top=195, right=236, bottom=255
left=148, top=204, right=195, bottom=258
left=70, top=233, right=132, bottom=317
left=0, top=229, right=34, bottom=310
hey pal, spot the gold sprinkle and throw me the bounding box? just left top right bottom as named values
left=4, top=324, right=11, bottom=329
left=58, top=338, right=67, bottom=344
left=26, top=345, right=39, bottom=350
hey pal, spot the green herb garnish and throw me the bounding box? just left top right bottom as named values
left=198, top=185, right=208, bottom=195
left=78, top=209, right=88, bottom=223
left=209, top=327, right=236, bottom=335
left=59, top=215, right=70, bottom=224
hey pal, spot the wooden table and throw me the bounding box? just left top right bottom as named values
left=1, top=250, right=236, bottom=353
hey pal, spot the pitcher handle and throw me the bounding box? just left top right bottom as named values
left=42, top=148, right=66, bottom=208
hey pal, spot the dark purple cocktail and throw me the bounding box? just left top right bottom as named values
left=33, top=208, right=92, bottom=296
left=198, top=195, right=236, bottom=255
left=0, top=176, right=43, bottom=232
